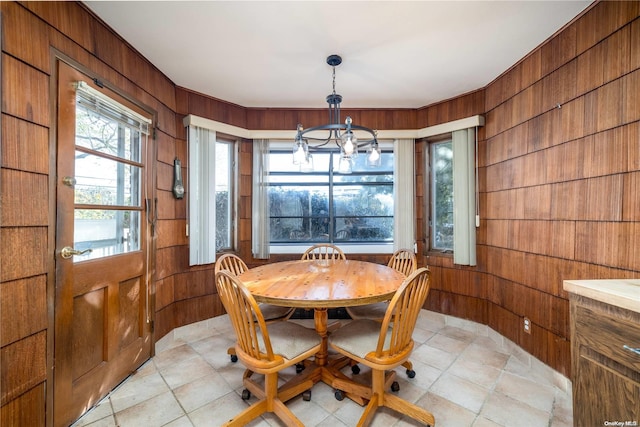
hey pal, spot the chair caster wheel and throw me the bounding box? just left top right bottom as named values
left=406, top=369, right=416, bottom=378
left=302, top=390, right=312, bottom=401
left=230, top=354, right=238, bottom=363
left=351, top=364, right=360, bottom=374
left=296, top=363, right=305, bottom=373
left=241, top=389, right=251, bottom=400
left=391, top=381, right=400, bottom=392
left=334, top=390, right=344, bottom=401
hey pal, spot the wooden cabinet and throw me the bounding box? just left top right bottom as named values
left=564, top=280, right=640, bottom=427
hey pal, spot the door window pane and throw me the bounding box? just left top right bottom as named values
left=74, top=90, right=145, bottom=262
left=74, top=151, right=140, bottom=206
left=73, top=209, right=140, bottom=261
left=76, top=105, right=141, bottom=162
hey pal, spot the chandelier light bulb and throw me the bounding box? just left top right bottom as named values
left=341, top=132, right=358, bottom=157
left=293, top=140, right=308, bottom=165
left=300, top=154, right=314, bottom=172
left=338, top=155, right=352, bottom=174
left=367, top=145, right=381, bottom=167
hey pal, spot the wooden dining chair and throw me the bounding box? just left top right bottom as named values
left=215, top=270, right=321, bottom=427
left=345, top=249, right=419, bottom=377
left=329, top=267, right=435, bottom=427
left=215, top=253, right=295, bottom=362
left=301, top=243, right=346, bottom=260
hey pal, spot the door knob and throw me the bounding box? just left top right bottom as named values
left=60, top=246, right=93, bottom=259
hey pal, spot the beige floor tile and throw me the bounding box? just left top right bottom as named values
left=427, top=332, right=472, bottom=354
left=163, top=416, right=195, bottom=427
left=447, top=357, right=502, bottom=389
left=410, top=343, right=458, bottom=371
left=71, top=398, right=113, bottom=426
left=479, top=392, right=550, bottom=427
left=159, top=354, right=217, bottom=389
left=173, top=371, right=234, bottom=413
left=109, top=371, right=170, bottom=413
left=459, top=341, right=510, bottom=370
left=188, top=391, right=270, bottom=427
left=416, top=392, right=477, bottom=427
left=429, top=372, right=490, bottom=414
left=114, top=390, right=184, bottom=427
left=494, top=371, right=556, bottom=413
left=438, top=325, right=477, bottom=343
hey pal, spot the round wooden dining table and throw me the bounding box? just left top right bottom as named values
left=238, top=258, right=406, bottom=400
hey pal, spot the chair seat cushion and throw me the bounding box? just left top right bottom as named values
left=259, top=303, right=292, bottom=321
left=263, top=321, right=321, bottom=360
left=347, top=302, right=388, bottom=320
left=329, top=319, right=391, bottom=359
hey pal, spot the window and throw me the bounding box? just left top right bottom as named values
left=268, top=148, right=394, bottom=246
left=187, top=126, right=236, bottom=265
left=430, top=140, right=453, bottom=251
left=215, top=139, right=235, bottom=251
left=73, top=82, right=150, bottom=261
left=426, top=127, right=477, bottom=265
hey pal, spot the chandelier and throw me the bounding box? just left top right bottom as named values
left=292, top=54, right=381, bottom=173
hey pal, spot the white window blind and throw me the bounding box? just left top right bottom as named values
left=75, top=81, right=151, bottom=135
left=188, top=126, right=217, bottom=265
left=394, top=138, right=416, bottom=252
left=252, top=139, right=270, bottom=259
left=452, top=127, right=477, bottom=266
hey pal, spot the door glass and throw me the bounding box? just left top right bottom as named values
left=74, top=98, right=144, bottom=262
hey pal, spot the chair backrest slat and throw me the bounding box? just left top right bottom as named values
left=377, top=268, right=431, bottom=357
left=387, top=249, right=417, bottom=277
left=301, top=244, right=346, bottom=261
left=215, top=270, right=274, bottom=361
left=215, top=253, right=249, bottom=275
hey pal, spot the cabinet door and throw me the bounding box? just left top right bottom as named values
left=574, top=354, right=640, bottom=426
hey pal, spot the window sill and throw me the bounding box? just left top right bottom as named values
left=270, top=243, right=394, bottom=255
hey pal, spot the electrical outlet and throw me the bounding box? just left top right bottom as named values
left=523, top=317, right=531, bottom=334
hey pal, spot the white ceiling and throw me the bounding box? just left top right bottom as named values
left=84, top=1, right=592, bottom=109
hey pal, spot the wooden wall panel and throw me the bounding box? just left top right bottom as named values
left=0, top=385, right=45, bottom=427
left=575, top=222, right=639, bottom=270
left=623, top=69, right=640, bottom=124
left=1, top=2, right=50, bottom=72
left=156, top=219, right=188, bottom=249
left=0, top=276, right=47, bottom=347
left=155, top=276, right=174, bottom=312
left=623, top=171, right=640, bottom=221
left=1, top=54, right=49, bottom=126
left=0, top=332, right=47, bottom=405
left=0, top=228, right=47, bottom=283
left=1, top=170, right=48, bottom=226
left=0, top=116, right=49, bottom=174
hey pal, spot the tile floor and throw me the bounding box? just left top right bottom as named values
left=72, top=310, right=573, bottom=427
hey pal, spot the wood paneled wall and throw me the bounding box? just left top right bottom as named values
left=1, top=0, right=639, bottom=425
left=422, top=1, right=640, bottom=378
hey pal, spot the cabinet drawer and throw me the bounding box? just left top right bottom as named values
left=575, top=305, right=640, bottom=374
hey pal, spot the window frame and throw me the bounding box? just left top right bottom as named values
left=425, top=134, right=455, bottom=255
left=267, top=141, right=396, bottom=254
left=214, top=135, right=238, bottom=252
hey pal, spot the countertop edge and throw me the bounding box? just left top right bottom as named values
left=563, top=279, right=640, bottom=314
